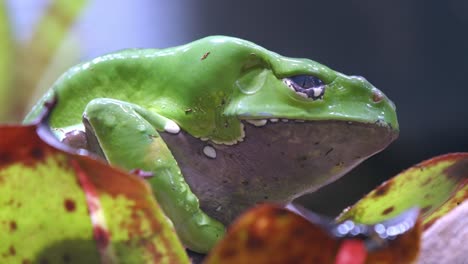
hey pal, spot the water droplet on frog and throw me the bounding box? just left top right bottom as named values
left=203, top=145, right=217, bottom=159
left=137, top=124, right=147, bottom=132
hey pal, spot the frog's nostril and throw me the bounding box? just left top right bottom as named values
left=371, top=88, right=385, bottom=103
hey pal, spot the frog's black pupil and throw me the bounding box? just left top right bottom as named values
left=285, top=75, right=326, bottom=100
left=290, top=75, right=324, bottom=88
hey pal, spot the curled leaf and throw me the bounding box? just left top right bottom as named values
left=0, top=124, right=189, bottom=263
left=339, top=153, right=468, bottom=229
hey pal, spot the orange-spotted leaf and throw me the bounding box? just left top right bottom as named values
left=204, top=204, right=421, bottom=264
left=339, top=153, right=467, bottom=230
left=0, top=124, right=189, bottom=264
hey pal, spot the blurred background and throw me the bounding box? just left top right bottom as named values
left=2, top=0, right=467, bottom=216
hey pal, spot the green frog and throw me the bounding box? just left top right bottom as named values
left=24, top=36, right=398, bottom=253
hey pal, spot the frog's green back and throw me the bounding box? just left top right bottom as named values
left=24, top=37, right=261, bottom=138
left=25, top=36, right=398, bottom=144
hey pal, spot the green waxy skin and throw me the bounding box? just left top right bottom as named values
left=24, top=36, right=399, bottom=253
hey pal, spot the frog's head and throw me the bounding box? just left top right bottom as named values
left=165, top=36, right=397, bottom=143
left=220, top=37, right=398, bottom=140
left=160, top=36, right=399, bottom=223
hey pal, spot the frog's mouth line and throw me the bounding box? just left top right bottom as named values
left=240, top=118, right=394, bottom=129
left=234, top=117, right=396, bottom=146
left=211, top=117, right=397, bottom=146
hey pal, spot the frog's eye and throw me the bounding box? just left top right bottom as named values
left=283, top=75, right=325, bottom=100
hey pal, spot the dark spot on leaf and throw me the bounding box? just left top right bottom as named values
left=415, top=165, right=425, bottom=171
left=9, top=221, right=17, bottom=232
left=94, top=226, right=110, bottom=248
left=421, top=206, right=432, bottom=214
left=297, top=155, right=307, bottom=161
left=325, top=148, right=334, bottom=156
left=220, top=246, right=237, bottom=259
left=222, top=180, right=228, bottom=184
left=280, top=151, right=285, bottom=156
left=22, top=259, right=31, bottom=264
left=373, top=182, right=392, bottom=197
left=444, top=158, right=468, bottom=182
left=9, top=245, right=15, bottom=256
left=64, top=199, right=76, bottom=212
left=270, top=207, right=289, bottom=217
left=241, top=180, right=249, bottom=186
left=291, top=225, right=306, bottom=238
left=264, top=196, right=268, bottom=199
left=246, top=233, right=265, bottom=250
left=382, top=206, right=394, bottom=215
left=314, top=141, right=320, bottom=145
left=0, top=152, right=12, bottom=166
left=420, top=177, right=433, bottom=186
left=63, top=254, right=71, bottom=263
left=30, top=147, right=44, bottom=159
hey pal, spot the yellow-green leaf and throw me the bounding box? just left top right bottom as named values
left=339, top=153, right=467, bottom=230
left=0, top=124, right=189, bottom=263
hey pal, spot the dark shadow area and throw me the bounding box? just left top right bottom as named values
left=31, top=239, right=100, bottom=264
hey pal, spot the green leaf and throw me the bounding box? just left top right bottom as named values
left=0, top=124, right=189, bottom=263
left=12, top=0, right=89, bottom=120
left=339, top=153, right=468, bottom=229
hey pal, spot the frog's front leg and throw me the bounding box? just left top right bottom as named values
left=81, top=98, right=225, bottom=253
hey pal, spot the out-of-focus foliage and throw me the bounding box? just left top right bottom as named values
left=339, top=153, right=468, bottom=230
left=205, top=204, right=421, bottom=264
left=0, top=0, right=87, bottom=122
left=0, top=1, right=13, bottom=121
left=0, top=122, right=190, bottom=263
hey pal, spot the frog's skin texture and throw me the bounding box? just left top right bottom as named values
left=24, top=36, right=399, bottom=253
